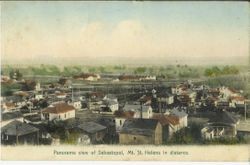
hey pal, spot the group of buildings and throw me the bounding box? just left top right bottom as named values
left=1, top=73, right=249, bottom=145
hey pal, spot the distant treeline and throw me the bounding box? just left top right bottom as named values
left=1, top=64, right=245, bottom=79
left=204, top=66, right=239, bottom=77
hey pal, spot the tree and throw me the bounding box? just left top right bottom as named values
left=134, top=67, right=146, bottom=74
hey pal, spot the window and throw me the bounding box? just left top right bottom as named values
left=134, top=137, right=136, bottom=140
left=120, top=120, right=122, bottom=126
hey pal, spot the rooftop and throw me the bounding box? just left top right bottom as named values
left=42, top=102, right=75, bottom=114
left=1, top=120, right=39, bottom=136
left=2, top=111, right=23, bottom=121
left=77, top=122, right=106, bottom=134
left=120, top=118, right=159, bottom=136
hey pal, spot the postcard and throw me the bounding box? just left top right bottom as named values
left=0, top=1, right=249, bottom=161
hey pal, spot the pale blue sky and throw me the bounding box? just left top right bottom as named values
left=1, top=1, right=249, bottom=65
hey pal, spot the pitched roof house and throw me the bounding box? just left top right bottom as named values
left=77, top=122, right=107, bottom=144
left=119, top=118, right=162, bottom=145
left=1, top=120, right=39, bottom=145
left=41, top=102, right=75, bottom=121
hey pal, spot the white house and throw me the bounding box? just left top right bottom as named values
left=41, top=102, right=75, bottom=121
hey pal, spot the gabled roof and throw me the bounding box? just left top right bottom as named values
left=222, top=111, right=240, bottom=124
left=120, top=118, right=159, bottom=136
left=1, top=120, right=39, bottom=136
left=2, top=111, right=23, bottom=121
left=152, top=113, right=180, bottom=126
left=77, top=122, right=106, bottom=134
left=152, top=114, right=169, bottom=126
left=96, top=118, right=115, bottom=127
left=42, top=102, right=75, bottom=114
left=209, top=111, right=240, bottom=124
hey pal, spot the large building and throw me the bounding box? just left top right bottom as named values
left=41, top=102, right=75, bottom=121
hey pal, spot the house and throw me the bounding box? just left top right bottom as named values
left=123, top=102, right=153, bottom=119
left=208, top=111, right=240, bottom=137
left=41, top=102, right=75, bottom=121
left=88, top=99, right=103, bottom=111
left=229, top=96, right=245, bottom=108
left=1, top=111, right=24, bottom=127
left=168, top=108, right=188, bottom=128
left=119, top=118, right=162, bottom=145
left=1, top=102, right=17, bottom=113
left=114, top=110, right=135, bottom=133
left=157, top=92, right=174, bottom=105
left=138, top=95, right=152, bottom=106
left=5, top=96, right=26, bottom=109
left=100, top=100, right=119, bottom=113
left=152, top=113, right=180, bottom=141
left=77, top=122, right=107, bottom=144
left=73, top=73, right=101, bottom=81
left=1, top=120, right=39, bottom=145
left=178, top=89, right=197, bottom=106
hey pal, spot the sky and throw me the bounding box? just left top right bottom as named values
left=1, top=1, right=249, bottom=66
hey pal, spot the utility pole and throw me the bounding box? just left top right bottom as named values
left=245, top=100, right=247, bottom=121
left=140, top=101, right=143, bottom=119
